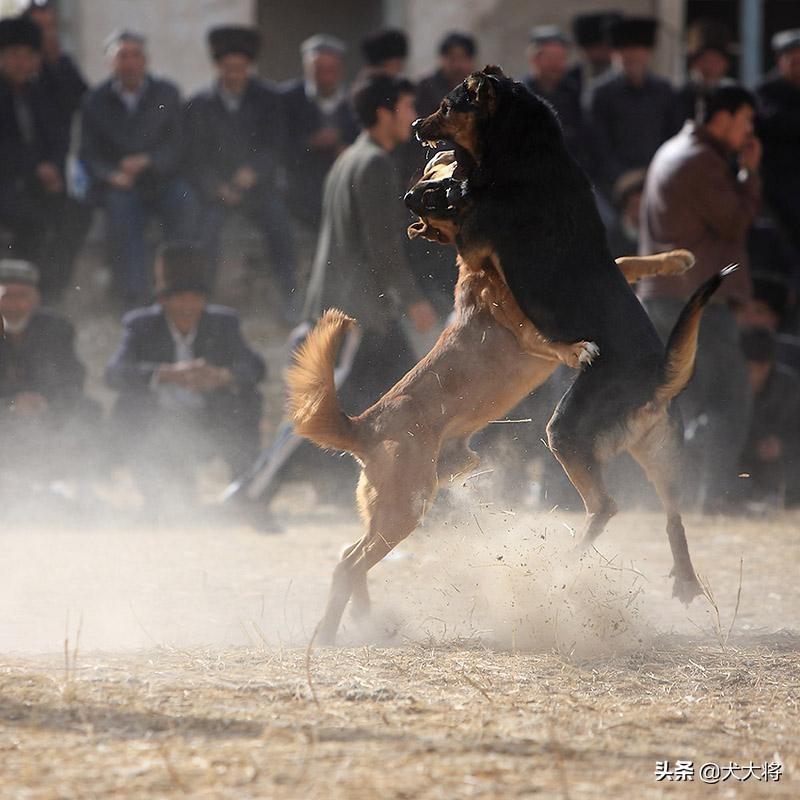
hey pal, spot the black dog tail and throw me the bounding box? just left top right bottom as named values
left=654, top=264, right=738, bottom=405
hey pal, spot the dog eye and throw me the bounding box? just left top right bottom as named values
left=440, top=101, right=450, bottom=116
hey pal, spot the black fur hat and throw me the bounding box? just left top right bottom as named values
left=608, top=17, right=658, bottom=49
left=361, top=28, right=408, bottom=65
left=572, top=12, right=622, bottom=47
left=207, top=26, right=261, bottom=61
left=0, top=15, right=42, bottom=51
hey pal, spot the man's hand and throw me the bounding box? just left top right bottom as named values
left=757, top=435, right=782, bottom=463
left=232, top=165, right=258, bottom=191
left=108, top=171, right=134, bottom=190
left=407, top=300, right=438, bottom=334
left=36, top=162, right=64, bottom=194
left=120, top=153, right=152, bottom=179
left=309, top=128, right=341, bottom=150
left=739, top=135, right=762, bottom=173
left=9, top=391, right=48, bottom=415
left=156, top=359, right=233, bottom=392
left=217, top=183, right=243, bottom=206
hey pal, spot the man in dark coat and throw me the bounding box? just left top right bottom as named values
left=185, top=26, right=298, bottom=311
left=568, top=11, right=620, bottom=100
left=415, top=31, right=476, bottom=118
left=588, top=16, right=683, bottom=198
left=0, top=15, right=89, bottom=302
left=0, top=258, right=100, bottom=484
left=756, top=29, right=800, bottom=255
left=638, top=85, right=762, bottom=512
left=281, top=35, right=358, bottom=231
left=80, top=31, right=199, bottom=306
left=523, top=26, right=587, bottom=168
left=105, top=242, right=265, bottom=511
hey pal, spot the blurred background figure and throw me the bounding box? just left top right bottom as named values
left=606, top=167, right=646, bottom=258
left=185, top=25, right=298, bottom=321
left=360, top=28, right=408, bottom=78
left=415, top=31, right=476, bottom=117
left=756, top=29, right=800, bottom=257
left=0, top=14, right=89, bottom=302
left=80, top=30, right=199, bottom=307
left=523, top=25, right=587, bottom=168
left=679, top=19, right=735, bottom=123
left=737, top=327, right=800, bottom=510
left=568, top=10, right=620, bottom=99
left=638, top=85, right=762, bottom=513
left=105, top=242, right=266, bottom=520
left=0, top=258, right=101, bottom=500
left=282, top=34, right=358, bottom=234
left=588, top=16, right=682, bottom=201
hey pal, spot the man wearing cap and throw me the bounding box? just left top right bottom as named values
left=80, top=31, right=199, bottom=306
left=756, top=29, right=800, bottom=255
left=638, top=84, right=762, bottom=512
left=0, top=258, right=100, bottom=484
left=523, top=25, right=587, bottom=167
left=105, top=242, right=266, bottom=513
left=416, top=32, right=477, bottom=118
left=678, top=19, right=735, bottom=124
left=587, top=16, right=682, bottom=198
left=0, top=14, right=89, bottom=301
left=281, top=34, right=358, bottom=231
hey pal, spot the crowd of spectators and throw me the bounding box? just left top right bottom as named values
left=1, top=2, right=799, bottom=520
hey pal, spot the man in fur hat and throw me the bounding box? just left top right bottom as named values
left=0, top=14, right=89, bottom=301
left=185, top=25, right=298, bottom=319
left=568, top=10, right=620, bottom=97
left=105, top=242, right=266, bottom=516
left=587, top=16, right=683, bottom=198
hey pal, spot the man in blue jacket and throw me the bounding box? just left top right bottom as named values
left=80, top=30, right=198, bottom=306
left=106, top=242, right=265, bottom=513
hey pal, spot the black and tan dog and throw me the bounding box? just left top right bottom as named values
left=414, top=66, right=736, bottom=601
left=286, top=151, right=699, bottom=645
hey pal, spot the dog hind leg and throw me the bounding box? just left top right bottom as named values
left=628, top=413, right=703, bottom=605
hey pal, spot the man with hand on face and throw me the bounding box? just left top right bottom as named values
left=105, top=242, right=266, bottom=517
left=185, top=26, right=298, bottom=314
left=80, top=30, right=198, bottom=307
left=638, top=85, right=762, bottom=513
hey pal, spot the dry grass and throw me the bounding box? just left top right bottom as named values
left=1, top=635, right=798, bottom=799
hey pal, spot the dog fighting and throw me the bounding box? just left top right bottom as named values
left=2, top=7, right=799, bottom=798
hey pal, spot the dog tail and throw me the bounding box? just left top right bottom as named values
left=286, top=309, right=364, bottom=457
left=653, top=264, right=738, bottom=405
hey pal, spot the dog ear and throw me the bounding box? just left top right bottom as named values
left=466, top=73, right=498, bottom=114
left=482, top=65, right=506, bottom=78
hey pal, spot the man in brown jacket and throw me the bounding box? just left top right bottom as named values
left=638, top=84, right=761, bottom=513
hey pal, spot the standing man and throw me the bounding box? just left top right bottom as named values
left=360, top=29, right=408, bottom=78
left=523, top=26, right=587, bottom=167
left=678, top=19, right=734, bottom=124
left=568, top=11, right=620, bottom=99
left=416, top=32, right=476, bottom=118
left=80, top=31, right=198, bottom=306
left=185, top=26, right=298, bottom=314
left=588, top=16, right=682, bottom=199
left=756, top=29, right=800, bottom=255
left=0, top=15, right=89, bottom=301
left=638, top=85, right=762, bottom=512
left=281, top=34, right=358, bottom=232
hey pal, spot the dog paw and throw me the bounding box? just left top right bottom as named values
left=662, top=249, right=696, bottom=275
left=672, top=574, right=703, bottom=605
left=568, top=340, right=599, bottom=369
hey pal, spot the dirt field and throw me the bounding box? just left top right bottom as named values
left=1, top=502, right=798, bottom=799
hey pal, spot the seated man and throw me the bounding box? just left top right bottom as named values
left=0, top=15, right=90, bottom=302
left=0, top=259, right=100, bottom=491
left=105, top=242, right=266, bottom=515
left=80, top=30, right=198, bottom=306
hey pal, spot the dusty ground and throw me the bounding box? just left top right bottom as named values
left=1, top=504, right=798, bottom=799
left=1, top=249, right=798, bottom=797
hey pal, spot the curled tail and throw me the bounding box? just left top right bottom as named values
left=285, top=309, right=364, bottom=457
left=653, top=264, right=738, bottom=405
